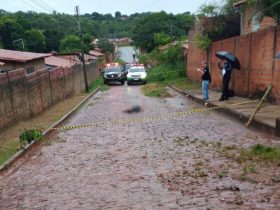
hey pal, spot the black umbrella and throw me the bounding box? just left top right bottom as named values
left=215, top=51, right=241, bottom=70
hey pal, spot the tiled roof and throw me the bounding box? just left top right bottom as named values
left=89, top=50, right=104, bottom=57
left=45, top=56, right=78, bottom=67
left=83, top=54, right=98, bottom=61
left=0, top=49, right=51, bottom=63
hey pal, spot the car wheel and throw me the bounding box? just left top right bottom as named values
left=127, top=82, right=130, bottom=85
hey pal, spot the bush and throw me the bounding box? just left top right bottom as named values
left=19, top=129, right=43, bottom=148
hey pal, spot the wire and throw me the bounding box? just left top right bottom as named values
left=142, top=0, right=162, bottom=10
left=21, top=0, right=49, bottom=13
left=30, top=0, right=55, bottom=13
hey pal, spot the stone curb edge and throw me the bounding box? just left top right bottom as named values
left=168, top=85, right=276, bottom=136
left=0, top=87, right=100, bottom=172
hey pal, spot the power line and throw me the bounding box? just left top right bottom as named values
left=29, top=0, right=54, bottom=13
left=21, top=0, right=49, bottom=13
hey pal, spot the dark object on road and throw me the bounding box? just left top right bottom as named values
left=123, top=105, right=143, bottom=113
left=215, top=51, right=241, bottom=70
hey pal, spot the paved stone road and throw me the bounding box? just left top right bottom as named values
left=118, top=46, right=138, bottom=63
left=0, top=85, right=279, bottom=209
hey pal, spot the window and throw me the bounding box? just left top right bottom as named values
left=26, top=66, right=35, bottom=74
left=252, top=15, right=260, bottom=32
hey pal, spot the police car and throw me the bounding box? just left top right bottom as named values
left=103, top=63, right=125, bottom=85
left=126, top=64, right=147, bottom=85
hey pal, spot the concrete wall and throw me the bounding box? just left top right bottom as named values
left=187, top=25, right=280, bottom=105
left=0, top=60, right=100, bottom=130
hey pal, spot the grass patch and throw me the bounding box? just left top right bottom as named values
left=0, top=141, right=20, bottom=165
left=0, top=94, right=88, bottom=166
left=88, top=77, right=109, bottom=92
left=240, top=144, right=280, bottom=164
left=142, top=63, right=200, bottom=97
left=163, top=77, right=200, bottom=90
left=141, top=83, right=171, bottom=98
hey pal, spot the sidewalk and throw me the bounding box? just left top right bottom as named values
left=170, top=87, right=280, bottom=137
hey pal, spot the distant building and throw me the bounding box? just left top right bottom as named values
left=46, top=53, right=98, bottom=69
left=233, top=0, right=277, bottom=35
left=116, top=37, right=131, bottom=46
left=0, top=49, right=51, bottom=74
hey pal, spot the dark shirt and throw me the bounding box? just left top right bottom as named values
left=224, top=61, right=232, bottom=77
left=202, top=66, right=211, bottom=82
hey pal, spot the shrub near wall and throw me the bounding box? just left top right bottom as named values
left=0, top=60, right=100, bottom=131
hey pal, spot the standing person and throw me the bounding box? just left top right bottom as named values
left=197, top=61, right=211, bottom=100
left=218, top=58, right=233, bottom=101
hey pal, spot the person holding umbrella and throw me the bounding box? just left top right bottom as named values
left=215, top=51, right=240, bottom=101
left=217, top=58, right=232, bottom=101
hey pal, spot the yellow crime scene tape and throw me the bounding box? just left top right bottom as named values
left=51, top=99, right=258, bottom=131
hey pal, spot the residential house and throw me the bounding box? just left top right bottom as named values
left=88, top=50, right=104, bottom=58
left=45, top=55, right=79, bottom=69
left=0, top=49, right=51, bottom=74
left=115, top=37, right=131, bottom=46
left=233, top=0, right=277, bottom=35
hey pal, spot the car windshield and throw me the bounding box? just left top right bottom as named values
left=124, top=64, right=131, bottom=71
left=105, top=68, right=121, bottom=73
left=129, top=68, right=145, bottom=73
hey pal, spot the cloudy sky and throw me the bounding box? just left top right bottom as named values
left=0, top=0, right=219, bottom=15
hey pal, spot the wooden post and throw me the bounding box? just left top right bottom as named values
left=246, top=85, right=272, bottom=127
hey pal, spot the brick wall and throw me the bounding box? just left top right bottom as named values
left=187, top=25, right=280, bottom=105
left=243, top=7, right=276, bottom=34
left=0, top=60, right=100, bottom=130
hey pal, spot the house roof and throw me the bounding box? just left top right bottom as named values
left=45, top=56, right=78, bottom=67
left=89, top=50, right=104, bottom=57
left=233, top=0, right=246, bottom=7
left=0, top=49, right=51, bottom=63
left=83, top=54, right=98, bottom=61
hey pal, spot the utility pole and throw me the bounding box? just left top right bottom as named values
left=75, top=5, right=89, bottom=92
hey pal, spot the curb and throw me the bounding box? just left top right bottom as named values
left=0, top=87, right=100, bottom=172
left=169, top=85, right=276, bottom=136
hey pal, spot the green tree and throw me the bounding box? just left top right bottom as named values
left=24, top=29, right=46, bottom=52
left=81, top=33, right=94, bottom=53
left=154, top=32, right=172, bottom=46
left=59, top=35, right=81, bottom=53
left=115, top=11, right=122, bottom=18
left=97, top=38, right=114, bottom=62
left=44, top=29, right=64, bottom=52
left=133, top=11, right=193, bottom=52
left=0, top=17, right=24, bottom=49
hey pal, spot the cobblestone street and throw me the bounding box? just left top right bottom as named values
left=1, top=85, right=280, bottom=209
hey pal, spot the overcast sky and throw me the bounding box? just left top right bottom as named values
left=0, top=0, right=218, bottom=15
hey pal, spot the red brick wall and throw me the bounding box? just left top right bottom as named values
left=187, top=25, right=280, bottom=105
left=186, top=30, right=207, bottom=84
left=243, top=8, right=276, bottom=34
left=0, top=60, right=100, bottom=130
